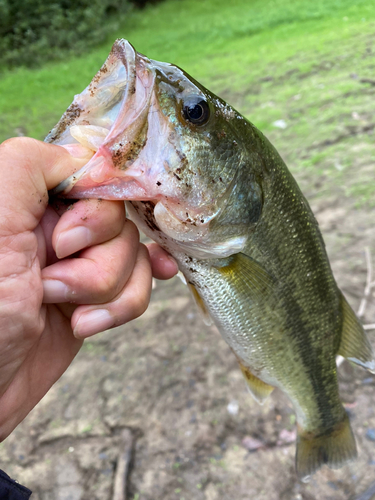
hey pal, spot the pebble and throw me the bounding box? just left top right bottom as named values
left=242, top=436, right=264, bottom=451
left=365, top=428, right=375, bottom=441
left=227, top=400, right=239, bottom=415
left=277, top=429, right=297, bottom=445
left=273, top=119, right=287, bottom=129
left=362, top=377, right=374, bottom=385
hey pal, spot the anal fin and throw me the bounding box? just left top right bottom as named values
left=338, top=292, right=375, bottom=373
left=296, top=412, right=357, bottom=482
left=237, top=360, right=274, bottom=405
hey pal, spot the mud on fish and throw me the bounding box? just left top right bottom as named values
left=46, top=39, right=375, bottom=481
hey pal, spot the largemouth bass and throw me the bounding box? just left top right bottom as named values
left=46, top=39, right=374, bottom=481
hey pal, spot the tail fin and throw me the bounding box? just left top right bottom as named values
left=296, top=412, right=357, bottom=482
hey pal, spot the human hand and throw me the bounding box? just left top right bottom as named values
left=0, top=137, right=177, bottom=441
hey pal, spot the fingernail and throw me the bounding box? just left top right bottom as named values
left=56, top=226, right=92, bottom=259
left=43, top=280, right=69, bottom=303
left=73, top=309, right=115, bottom=339
left=62, top=144, right=94, bottom=159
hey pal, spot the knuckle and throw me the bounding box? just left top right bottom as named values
left=124, top=218, right=140, bottom=240
left=22, top=314, right=44, bottom=342
left=18, top=295, right=45, bottom=342
left=0, top=137, right=36, bottom=157
left=93, top=269, right=119, bottom=298
left=0, top=137, right=18, bottom=154
left=1, top=274, right=44, bottom=343
left=5, top=301, right=44, bottom=344
left=137, top=243, right=150, bottom=261
left=127, top=294, right=149, bottom=321
left=110, top=200, right=127, bottom=219
left=0, top=138, right=43, bottom=183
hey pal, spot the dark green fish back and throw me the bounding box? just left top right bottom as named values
left=242, top=128, right=344, bottom=427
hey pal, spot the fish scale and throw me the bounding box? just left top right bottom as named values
left=179, top=252, right=327, bottom=430
left=248, top=152, right=344, bottom=424
left=47, top=38, right=374, bottom=481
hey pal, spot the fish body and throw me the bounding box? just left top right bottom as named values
left=47, top=39, right=374, bottom=480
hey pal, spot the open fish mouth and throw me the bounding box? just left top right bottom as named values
left=47, top=39, right=248, bottom=255
left=47, top=39, right=156, bottom=200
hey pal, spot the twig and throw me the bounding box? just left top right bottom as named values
left=357, top=247, right=373, bottom=318
left=354, top=480, right=375, bottom=500
left=359, top=78, right=375, bottom=86
left=112, top=429, right=134, bottom=500
left=337, top=248, right=374, bottom=368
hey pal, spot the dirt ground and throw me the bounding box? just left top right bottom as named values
left=1, top=97, right=375, bottom=500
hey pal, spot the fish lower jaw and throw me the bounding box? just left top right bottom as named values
left=153, top=201, right=209, bottom=242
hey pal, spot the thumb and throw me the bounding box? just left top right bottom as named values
left=0, top=137, right=89, bottom=234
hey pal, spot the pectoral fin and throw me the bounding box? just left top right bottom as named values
left=338, top=292, right=375, bottom=373
left=237, top=360, right=274, bottom=404
left=217, top=253, right=275, bottom=302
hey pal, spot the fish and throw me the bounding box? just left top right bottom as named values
left=46, top=39, right=375, bottom=481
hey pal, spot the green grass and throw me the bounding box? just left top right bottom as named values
left=1, top=0, right=374, bottom=205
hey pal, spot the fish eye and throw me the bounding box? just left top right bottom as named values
left=182, top=96, right=210, bottom=125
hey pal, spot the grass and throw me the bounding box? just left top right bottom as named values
left=0, top=0, right=374, bottom=205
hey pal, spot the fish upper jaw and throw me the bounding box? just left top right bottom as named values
left=50, top=39, right=157, bottom=200
left=49, top=40, right=180, bottom=203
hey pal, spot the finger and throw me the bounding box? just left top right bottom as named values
left=42, top=218, right=139, bottom=304
left=147, top=243, right=178, bottom=280
left=0, top=138, right=87, bottom=234
left=37, top=205, right=61, bottom=266
left=52, top=199, right=126, bottom=259
left=72, top=244, right=152, bottom=338
left=61, top=143, right=94, bottom=160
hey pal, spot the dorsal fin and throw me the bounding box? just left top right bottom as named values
left=338, top=292, right=375, bottom=373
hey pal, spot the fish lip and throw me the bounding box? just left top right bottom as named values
left=46, top=39, right=136, bottom=147
left=49, top=39, right=156, bottom=196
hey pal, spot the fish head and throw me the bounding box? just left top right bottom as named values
left=48, top=39, right=263, bottom=258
